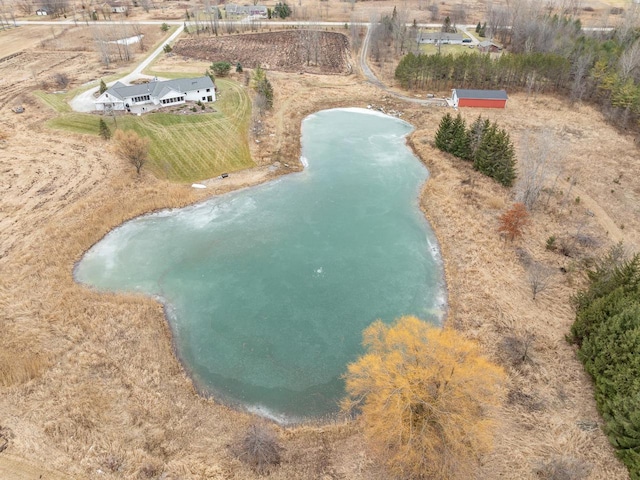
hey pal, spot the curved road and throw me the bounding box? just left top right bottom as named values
left=64, top=20, right=449, bottom=113
left=69, top=24, right=184, bottom=112
left=359, top=25, right=449, bottom=107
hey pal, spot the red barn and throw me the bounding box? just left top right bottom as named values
left=452, top=89, right=508, bottom=108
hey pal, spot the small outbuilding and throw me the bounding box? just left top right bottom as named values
left=452, top=89, right=508, bottom=109
left=477, top=41, right=502, bottom=53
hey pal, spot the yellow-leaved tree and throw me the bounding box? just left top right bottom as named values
left=342, top=316, right=506, bottom=479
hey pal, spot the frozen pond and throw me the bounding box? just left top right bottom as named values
left=75, top=108, right=446, bottom=422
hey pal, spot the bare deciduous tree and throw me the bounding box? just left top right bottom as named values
left=139, top=0, right=151, bottom=13
left=132, top=23, right=146, bottom=52
left=113, top=130, right=150, bottom=175
left=528, top=261, right=554, bottom=300
left=501, top=329, right=535, bottom=365
left=349, top=14, right=361, bottom=52
left=619, top=38, right=640, bottom=81
left=426, top=3, right=438, bottom=21
left=516, top=129, right=564, bottom=211
left=91, top=25, right=111, bottom=67
left=16, top=0, right=33, bottom=15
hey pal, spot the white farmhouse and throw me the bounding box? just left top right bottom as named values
left=94, top=76, right=216, bottom=112
left=225, top=4, right=268, bottom=18
left=417, top=32, right=465, bottom=45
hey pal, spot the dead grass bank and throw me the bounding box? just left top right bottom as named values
left=1, top=57, right=638, bottom=479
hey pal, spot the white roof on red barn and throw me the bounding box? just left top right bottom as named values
left=454, top=89, right=508, bottom=100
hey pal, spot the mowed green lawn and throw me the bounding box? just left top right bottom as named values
left=37, top=78, right=254, bottom=182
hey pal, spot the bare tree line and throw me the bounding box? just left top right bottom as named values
left=92, top=22, right=146, bottom=67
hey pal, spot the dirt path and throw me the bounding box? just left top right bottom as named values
left=572, top=184, right=627, bottom=245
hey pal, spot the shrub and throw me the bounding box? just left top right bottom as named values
left=160, top=23, right=169, bottom=32
left=236, top=424, right=283, bottom=475
left=497, top=203, right=530, bottom=241
left=534, top=455, right=592, bottom=480
left=546, top=235, right=557, bottom=251
left=211, top=61, right=232, bottom=77
left=53, top=72, right=70, bottom=89
left=163, top=44, right=172, bottom=53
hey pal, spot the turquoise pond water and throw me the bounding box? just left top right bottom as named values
left=75, top=108, right=446, bottom=422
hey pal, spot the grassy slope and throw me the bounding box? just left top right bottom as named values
left=37, top=78, right=254, bottom=182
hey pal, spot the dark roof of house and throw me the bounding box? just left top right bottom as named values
left=454, top=89, right=508, bottom=100
left=100, top=76, right=214, bottom=101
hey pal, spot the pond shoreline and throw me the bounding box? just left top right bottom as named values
left=73, top=108, right=447, bottom=424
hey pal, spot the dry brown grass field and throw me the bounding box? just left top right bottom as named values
left=1, top=8, right=639, bottom=479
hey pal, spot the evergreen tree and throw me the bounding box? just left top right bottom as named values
left=474, top=122, right=516, bottom=187
left=468, top=115, right=489, bottom=160
left=442, top=16, right=451, bottom=33
left=99, top=79, right=107, bottom=95
left=273, top=2, right=291, bottom=19
left=476, top=21, right=481, bottom=33
left=434, top=113, right=454, bottom=152
left=492, top=128, right=517, bottom=187
left=252, top=67, right=274, bottom=110
left=571, top=250, right=640, bottom=478
left=450, top=113, right=471, bottom=159
left=211, top=61, right=231, bottom=77
left=98, top=118, right=111, bottom=140
left=236, top=62, right=243, bottom=73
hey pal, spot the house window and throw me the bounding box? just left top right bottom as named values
left=206, top=88, right=210, bottom=92
left=202, top=97, right=206, bottom=101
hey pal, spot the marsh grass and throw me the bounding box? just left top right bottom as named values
left=0, top=350, right=49, bottom=387
left=2, top=75, right=636, bottom=479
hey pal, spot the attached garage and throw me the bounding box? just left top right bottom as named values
left=452, top=89, right=508, bottom=108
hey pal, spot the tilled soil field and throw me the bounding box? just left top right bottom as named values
left=173, top=30, right=352, bottom=74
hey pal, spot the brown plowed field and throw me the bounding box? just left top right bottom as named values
left=173, top=30, right=351, bottom=74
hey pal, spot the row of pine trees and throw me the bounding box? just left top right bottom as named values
left=571, top=251, right=640, bottom=476
left=434, top=113, right=516, bottom=187
left=395, top=51, right=571, bottom=94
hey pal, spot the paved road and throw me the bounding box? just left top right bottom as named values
left=20, top=18, right=607, bottom=112
left=69, top=24, right=184, bottom=112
